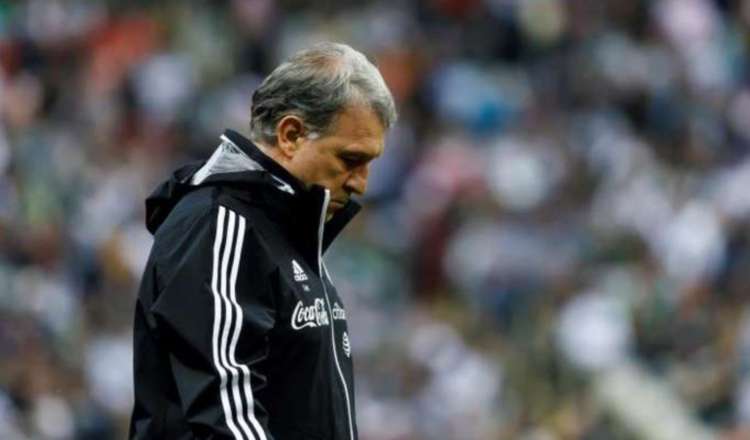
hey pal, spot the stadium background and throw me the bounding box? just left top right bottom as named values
left=1, top=0, right=750, bottom=438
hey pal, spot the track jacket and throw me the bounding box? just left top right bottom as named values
left=129, top=130, right=360, bottom=440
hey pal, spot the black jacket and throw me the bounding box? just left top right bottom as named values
left=129, top=130, right=360, bottom=440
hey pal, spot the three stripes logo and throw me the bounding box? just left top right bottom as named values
left=210, top=206, right=268, bottom=440
left=292, top=259, right=308, bottom=282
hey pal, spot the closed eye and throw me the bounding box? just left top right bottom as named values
left=339, top=153, right=369, bottom=169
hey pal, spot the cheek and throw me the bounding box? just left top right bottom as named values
left=295, top=152, right=342, bottom=184
left=293, top=150, right=325, bottom=179
left=325, top=163, right=347, bottom=179
left=314, top=153, right=345, bottom=179
left=318, top=164, right=351, bottom=192
left=316, top=168, right=346, bottom=190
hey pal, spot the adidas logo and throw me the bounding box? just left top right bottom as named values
left=292, top=259, right=308, bottom=282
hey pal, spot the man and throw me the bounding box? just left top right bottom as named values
left=129, top=42, right=396, bottom=440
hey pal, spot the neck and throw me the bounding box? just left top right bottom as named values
left=254, top=141, right=282, bottom=162
left=255, top=140, right=299, bottom=178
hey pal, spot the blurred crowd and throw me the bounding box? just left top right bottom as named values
left=1, top=0, right=750, bottom=438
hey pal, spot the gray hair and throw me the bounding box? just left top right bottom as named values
left=249, top=42, right=397, bottom=145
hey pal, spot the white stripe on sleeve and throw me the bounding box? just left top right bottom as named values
left=227, top=213, right=268, bottom=440
left=211, top=206, right=247, bottom=439
left=211, top=206, right=268, bottom=440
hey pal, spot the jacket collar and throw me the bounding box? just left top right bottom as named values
left=217, top=129, right=361, bottom=254
left=222, top=129, right=308, bottom=195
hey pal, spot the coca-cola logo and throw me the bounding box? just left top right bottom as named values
left=291, top=299, right=330, bottom=330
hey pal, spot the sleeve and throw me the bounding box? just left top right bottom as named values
left=150, top=204, right=275, bottom=440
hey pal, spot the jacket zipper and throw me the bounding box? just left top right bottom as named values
left=317, top=189, right=355, bottom=440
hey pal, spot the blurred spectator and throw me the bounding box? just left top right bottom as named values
left=1, top=0, right=749, bottom=438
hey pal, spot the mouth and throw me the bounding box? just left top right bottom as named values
left=328, top=199, right=347, bottom=210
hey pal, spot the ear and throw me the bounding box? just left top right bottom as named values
left=275, top=115, right=306, bottom=159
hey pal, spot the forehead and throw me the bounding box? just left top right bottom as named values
left=324, top=105, right=385, bottom=156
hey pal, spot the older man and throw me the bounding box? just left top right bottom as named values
left=129, top=42, right=396, bottom=440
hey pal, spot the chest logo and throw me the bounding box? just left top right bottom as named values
left=292, top=259, right=308, bottom=282
left=291, top=299, right=329, bottom=330
left=342, top=332, right=351, bottom=358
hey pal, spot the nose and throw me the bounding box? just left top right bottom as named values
left=344, top=165, right=368, bottom=196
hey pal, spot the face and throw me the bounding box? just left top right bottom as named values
left=277, top=105, right=386, bottom=217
